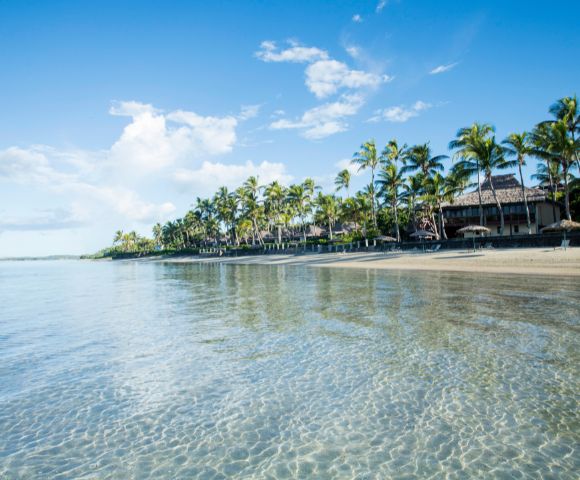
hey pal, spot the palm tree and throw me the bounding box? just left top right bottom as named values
left=383, top=139, right=408, bottom=169
left=377, top=162, right=404, bottom=242
left=449, top=123, right=495, bottom=226
left=401, top=143, right=447, bottom=176
left=423, top=171, right=466, bottom=239
left=287, top=184, right=310, bottom=242
left=113, top=230, right=124, bottom=249
left=240, top=176, right=264, bottom=245
left=152, top=223, right=163, bottom=249
left=549, top=95, right=580, bottom=171
left=477, top=137, right=515, bottom=235
left=334, top=169, right=351, bottom=197
left=502, top=132, right=533, bottom=233
left=316, top=194, right=340, bottom=240
left=264, top=180, right=286, bottom=244
left=352, top=140, right=380, bottom=228
left=403, top=173, right=425, bottom=232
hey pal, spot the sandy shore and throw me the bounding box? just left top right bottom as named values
left=140, top=247, right=580, bottom=277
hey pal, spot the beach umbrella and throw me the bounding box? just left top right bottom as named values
left=409, top=229, right=436, bottom=239
left=410, top=229, right=435, bottom=253
left=541, top=219, right=580, bottom=250
left=457, top=225, right=491, bottom=252
left=375, top=235, right=397, bottom=242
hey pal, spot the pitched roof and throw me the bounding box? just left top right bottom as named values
left=443, top=174, right=546, bottom=208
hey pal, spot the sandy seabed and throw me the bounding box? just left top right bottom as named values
left=140, top=247, right=580, bottom=277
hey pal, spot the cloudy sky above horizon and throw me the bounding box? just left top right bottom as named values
left=1, top=0, right=579, bottom=256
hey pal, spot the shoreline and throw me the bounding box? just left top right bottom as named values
left=132, top=247, right=580, bottom=277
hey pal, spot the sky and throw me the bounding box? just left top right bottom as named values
left=0, top=0, right=578, bottom=256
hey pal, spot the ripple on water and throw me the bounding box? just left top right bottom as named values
left=0, top=261, right=579, bottom=479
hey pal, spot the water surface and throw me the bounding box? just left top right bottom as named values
left=0, top=261, right=578, bottom=479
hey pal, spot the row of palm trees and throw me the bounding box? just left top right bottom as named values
left=109, top=95, right=579, bottom=252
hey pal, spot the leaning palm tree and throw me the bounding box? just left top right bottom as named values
left=377, top=162, right=404, bottom=242
left=502, top=132, right=533, bottom=233
left=449, top=123, right=495, bottom=226
left=352, top=140, right=380, bottom=228
left=334, top=169, right=351, bottom=197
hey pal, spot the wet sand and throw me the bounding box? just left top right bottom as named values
left=144, top=247, right=580, bottom=277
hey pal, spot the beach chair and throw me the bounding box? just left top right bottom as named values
left=558, top=239, right=570, bottom=250
left=483, top=243, right=494, bottom=250
left=427, top=244, right=441, bottom=253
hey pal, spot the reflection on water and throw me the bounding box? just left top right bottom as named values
left=0, top=261, right=579, bottom=479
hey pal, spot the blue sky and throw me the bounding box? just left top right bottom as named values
left=0, top=0, right=578, bottom=256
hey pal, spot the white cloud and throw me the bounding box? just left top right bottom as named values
left=370, top=100, right=432, bottom=123
left=305, top=59, right=391, bottom=98
left=173, top=160, right=292, bottom=195
left=345, top=46, right=361, bottom=59
left=239, top=104, right=261, bottom=120
left=376, top=0, right=388, bottom=13
left=429, top=62, right=458, bottom=75
left=0, top=207, right=88, bottom=232
left=352, top=14, right=362, bottom=23
left=270, top=94, right=364, bottom=140
left=255, top=40, right=328, bottom=63
left=107, top=101, right=239, bottom=174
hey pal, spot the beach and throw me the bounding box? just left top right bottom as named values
left=147, top=247, right=580, bottom=277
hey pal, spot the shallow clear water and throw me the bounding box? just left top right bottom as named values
left=0, top=261, right=579, bottom=479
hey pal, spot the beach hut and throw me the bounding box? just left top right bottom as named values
left=541, top=219, right=580, bottom=250
left=457, top=225, right=491, bottom=251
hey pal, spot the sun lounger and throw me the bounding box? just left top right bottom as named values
left=558, top=239, right=570, bottom=250
left=426, top=244, right=441, bottom=253
left=483, top=243, right=494, bottom=249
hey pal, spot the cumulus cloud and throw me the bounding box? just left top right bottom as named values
left=270, top=94, right=364, bottom=139
left=305, top=59, right=391, bottom=98
left=369, top=100, right=432, bottom=123
left=352, top=14, right=362, bottom=23
left=108, top=101, right=238, bottom=173
left=376, top=0, right=388, bottom=12
left=429, top=62, right=458, bottom=75
left=345, top=46, right=361, bottom=59
left=173, top=160, right=292, bottom=195
left=255, top=40, right=328, bottom=63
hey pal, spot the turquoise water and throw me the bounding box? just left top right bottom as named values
left=0, top=261, right=578, bottom=479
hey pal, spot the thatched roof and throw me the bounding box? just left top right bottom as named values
left=375, top=235, right=397, bottom=242
left=410, top=229, right=436, bottom=238
left=541, top=220, right=580, bottom=232
left=457, top=225, right=491, bottom=234
left=443, top=174, right=546, bottom=208
left=307, top=225, right=326, bottom=236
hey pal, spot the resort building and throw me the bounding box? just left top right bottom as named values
left=442, top=174, right=561, bottom=237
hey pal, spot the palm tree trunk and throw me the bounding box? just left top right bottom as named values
left=393, top=201, right=400, bottom=242
left=328, top=220, right=333, bottom=241
left=563, top=163, right=571, bottom=220
left=476, top=162, right=484, bottom=226
left=439, top=205, right=447, bottom=239
left=277, top=224, right=282, bottom=244
left=517, top=162, right=532, bottom=234
left=488, top=175, right=504, bottom=235
left=371, top=169, right=377, bottom=228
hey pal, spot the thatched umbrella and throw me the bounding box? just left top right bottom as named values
left=375, top=235, right=397, bottom=242
left=541, top=219, right=580, bottom=250
left=457, top=225, right=491, bottom=251
left=410, top=229, right=436, bottom=253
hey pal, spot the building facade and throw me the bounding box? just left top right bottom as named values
left=442, top=174, right=560, bottom=237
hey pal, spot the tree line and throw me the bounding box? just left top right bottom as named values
left=109, top=95, right=579, bottom=254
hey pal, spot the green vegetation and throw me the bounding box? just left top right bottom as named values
left=102, top=95, right=579, bottom=257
